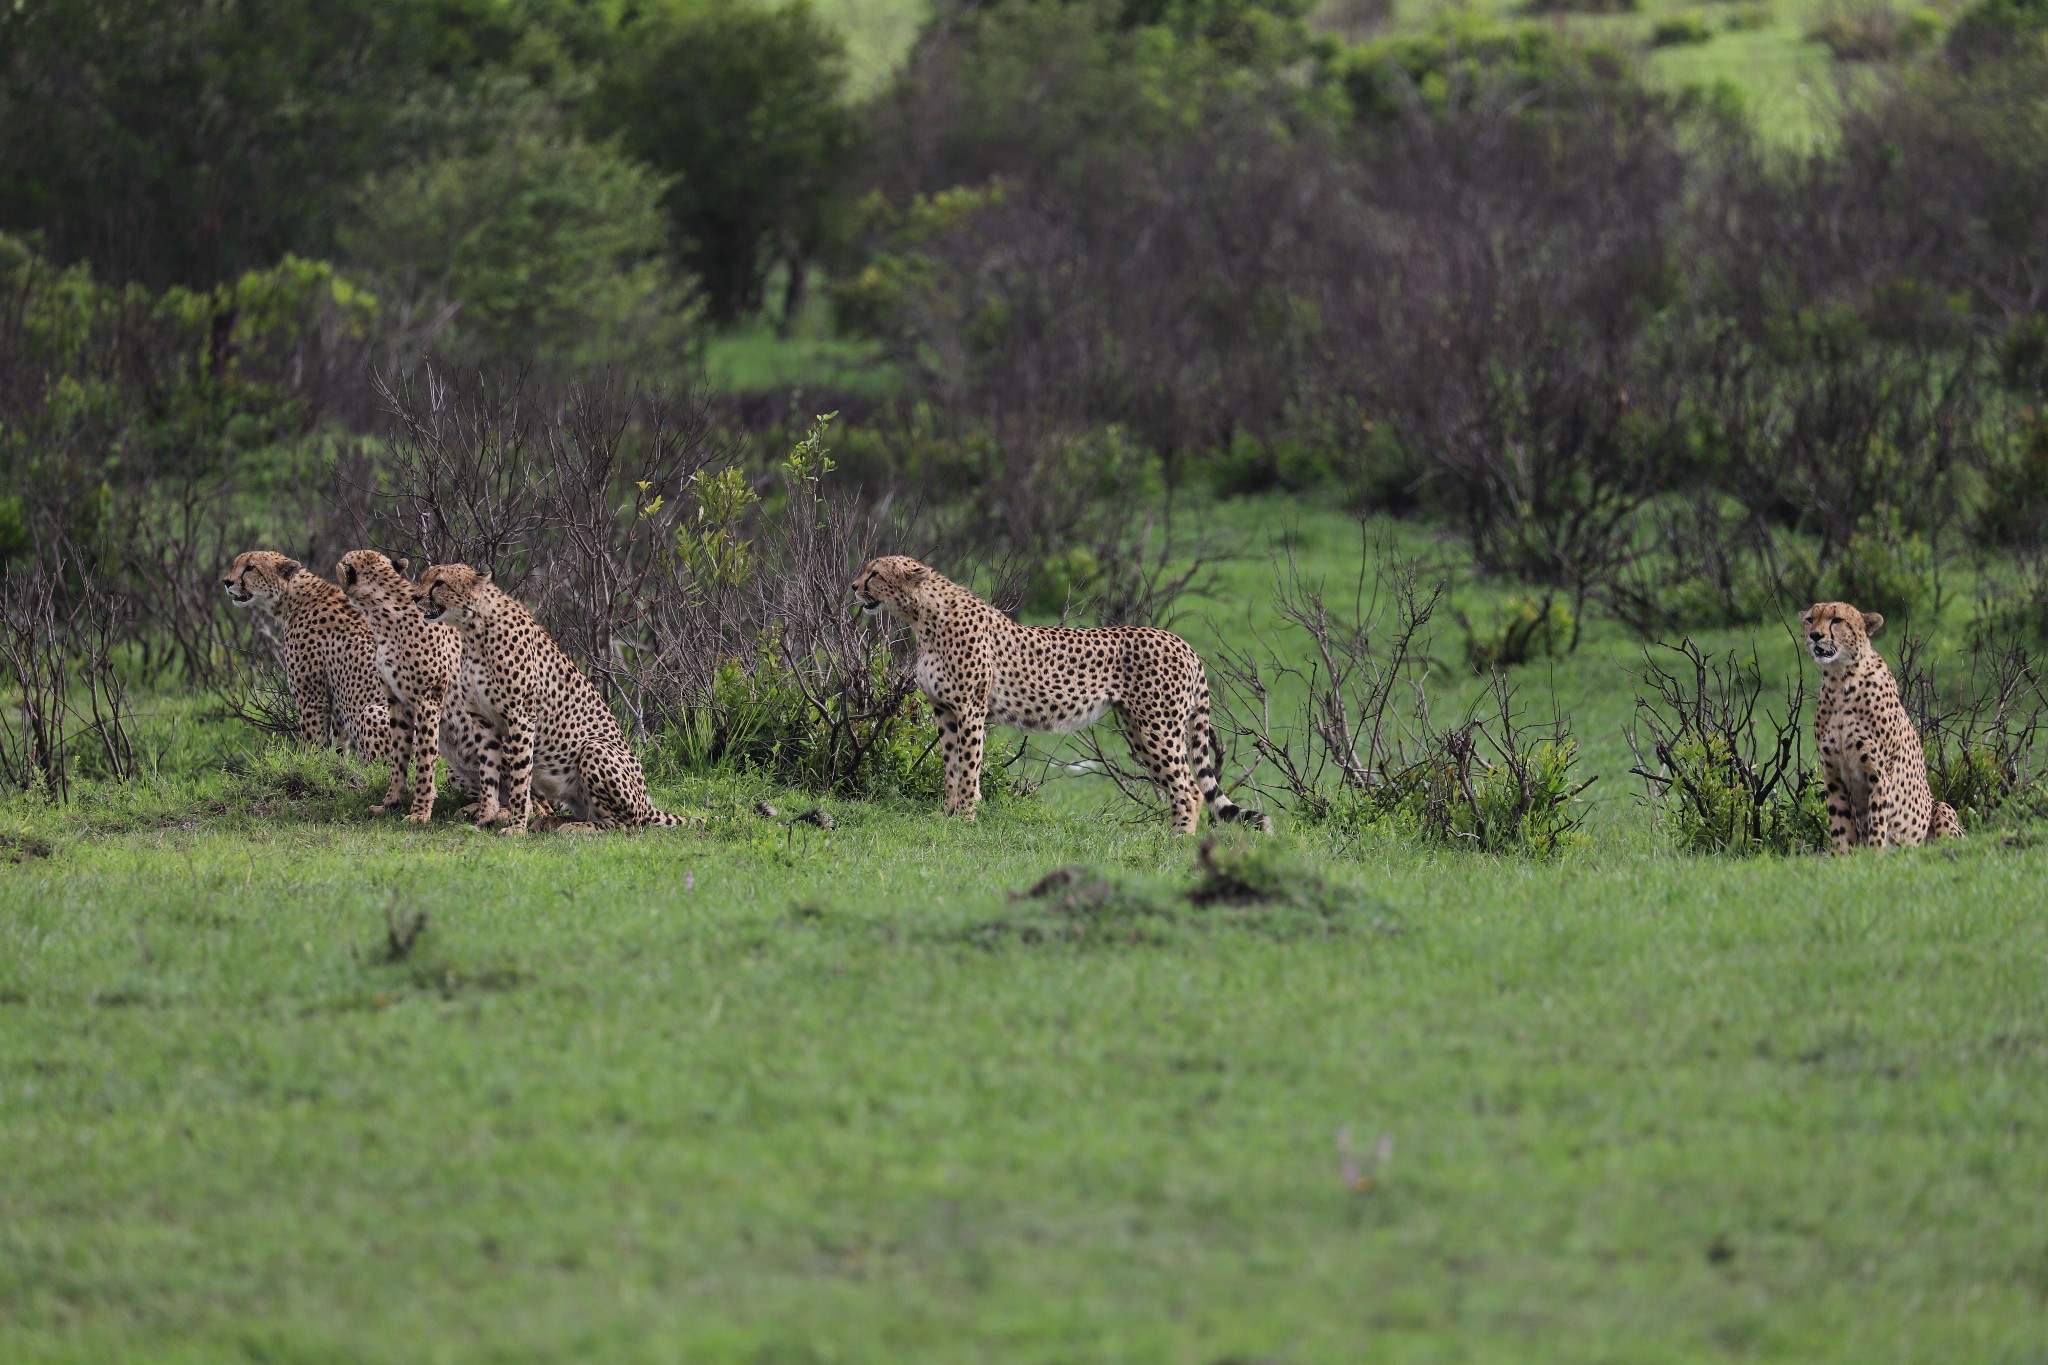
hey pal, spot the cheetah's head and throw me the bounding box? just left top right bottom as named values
left=1801, top=601, right=1883, bottom=670
left=852, top=555, right=936, bottom=621
left=415, top=562, right=494, bottom=632
left=337, top=549, right=415, bottom=610
left=222, top=551, right=304, bottom=611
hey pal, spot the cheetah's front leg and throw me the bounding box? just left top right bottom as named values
left=496, top=709, right=538, bottom=835
left=937, top=701, right=986, bottom=819
left=372, top=699, right=413, bottom=812
left=1822, top=759, right=1858, bottom=854
left=403, top=701, right=443, bottom=823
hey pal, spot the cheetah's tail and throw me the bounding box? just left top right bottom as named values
left=1188, top=683, right=1272, bottom=833
left=634, top=807, right=706, bottom=830
left=1929, top=801, right=1962, bottom=840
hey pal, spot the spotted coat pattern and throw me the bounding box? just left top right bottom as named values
left=223, top=551, right=391, bottom=761
left=414, top=563, right=692, bottom=833
left=852, top=555, right=1271, bottom=835
left=338, top=550, right=544, bottom=825
left=1804, top=601, right=1961, bottom=851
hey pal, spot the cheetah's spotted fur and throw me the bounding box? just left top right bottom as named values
left=223, top=551, right=391, bottom=762
left=338, top=550, right=543, bottom=825
left=414, top=563, right=692, bottom=834
left=852, top=555, right=1270, bottom=834
left=1804, top=601, right=1961, bottom=851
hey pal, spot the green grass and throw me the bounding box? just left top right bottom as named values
left=6, top=497, right=2048, bottom=1361
left=703, top=321, right=898, bottom=397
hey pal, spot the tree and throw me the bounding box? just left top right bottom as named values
left=342, top=100, right=700, bottom=371
left=590, top=0, right=857, bottom=326
left=0, top=0, right=511, bottom=289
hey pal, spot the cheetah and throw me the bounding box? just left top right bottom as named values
left=852, top=554, right=1271, bottom=834
left=1803, top=601, right=1961, bottom=851
left=337, top=550, right=538, bottom=825
left=413, top=562, right=693, bottom=833
left=223, top=551, right=391, bottom=761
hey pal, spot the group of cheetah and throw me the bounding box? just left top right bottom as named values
left=223, top=546, right=1947, bottom=852
left=224, top=550, right=689, bottom=833
left=224, top=549, right=1273, bottom=837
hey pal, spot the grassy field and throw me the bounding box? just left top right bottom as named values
left=5, top=496, right=2047, bottom=1361
left=799, top=0, right=1916, bottom=148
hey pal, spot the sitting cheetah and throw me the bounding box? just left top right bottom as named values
left=338, top=550, right=540, bottom=825
left=414, top=562, right=692, bottom=833
left=223, top=551, right=391, bottom=761
left=1803, top=601, right=1961, bottom=851
left=852, top=554, right=1270, bottom=834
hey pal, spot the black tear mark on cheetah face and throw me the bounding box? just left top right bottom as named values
left=222, top=550, right=303, bottom=609
left=1802, top=600, right=1884, bottom=670
left=852, top=554, right=932, bottom=619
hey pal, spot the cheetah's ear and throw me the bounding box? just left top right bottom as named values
left=904, top=562, right=930, bottom=583
left=476, top=567, right=492, bottom=586
left=395, top=556, right=410, bottom=576
left=278, top=558, right=302, bottom=580
left=1861, top=611, right=1885, bottom=637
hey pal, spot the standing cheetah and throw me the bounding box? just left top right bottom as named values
left=1803, top=601, right=1961, bottom=851
left=222, top=551, right=391, bottom=761
left=337, top=550, right=534, bottom=824
left=414, top=562, right=693, bottom=833
left=852, top=554, right=1270, bottom=834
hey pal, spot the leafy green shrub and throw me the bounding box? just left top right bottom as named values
left=1723, top=4, right=1776, bottom=31
left=649, top=650, right=1023, bottom=802
left=1897, top=629, right=2048, bottom=827
left=1458, top=594, right=1575, bottom=670
left=1026, top=548, right=1104, bottom=617
left=1362, top=735, right=1590, bottom=858
left=1824, top=507, right=1934, bottom=625
left=1652, top=730, right=1829, bottom=854
left=1523, top=0, right=1638, bottom=13
left=1650, top=13, right=1716, bottom=46
left=1808, top=2, right=1940, bottom=58
left=343, top=101, right=698, bottom=370
left=1323, top=707, right=1591, bottom=859
left=1947, top=0, right=2048, bottom=62
left=1629, top=641, right=1830, bottom=856
left=1336, top=18, right=1644, bottom=123
left=1979, top=411, right=2048, bottom=549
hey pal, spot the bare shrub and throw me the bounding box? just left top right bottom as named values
left=1895, top=627, right=2048, bottom=825
left=0, top=543, right=138, bottom=800
left=1208, top=533, right=1591, bottom=855
left=1628, top=639, right=1826, bottom=855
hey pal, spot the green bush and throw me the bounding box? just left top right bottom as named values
left=1460, top=595, right=1575, bottom=670
left=1824, top=507, right=1934, bottom=625
left=649, top=651, right=1023, bottom=802
left=342, top=100, right=698, bottom=370
left=1809, top=2, right=1941, bottom=59
left=590, top=0, right=856, bottom=325
left=1948, top=0, right=2048, bottom=62
left=1325, top=729, right=1590, bottom=859
left=1655, top=731, right=1830, bottom=855
left=1631, top=641, right=1831, bottom=856
left=1723, top=4, right=1775, bottom=31
left=1650, top=13, right=1716, bottom=46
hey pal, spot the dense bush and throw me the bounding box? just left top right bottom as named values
left=341, top=99, right=699, bottom=370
